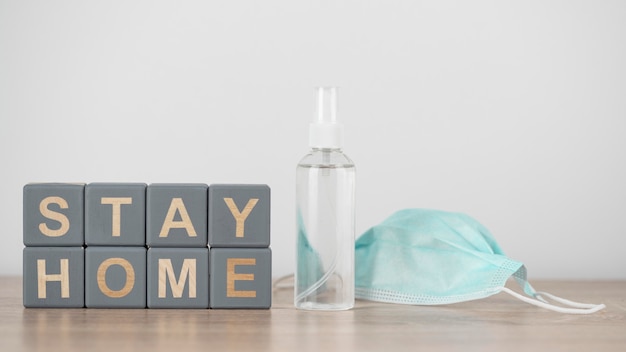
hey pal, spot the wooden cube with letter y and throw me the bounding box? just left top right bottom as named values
left=208, top=184, right=270, bottom=248
left=209, top=248, right=271, bottom=309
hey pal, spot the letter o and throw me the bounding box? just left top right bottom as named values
left=97, top=258, right=135, bottom=298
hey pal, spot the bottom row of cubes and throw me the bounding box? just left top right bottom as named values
left=23, top=247, right=271, bottom=309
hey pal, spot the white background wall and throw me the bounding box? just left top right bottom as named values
left=1, top=1, right=625, bottom=279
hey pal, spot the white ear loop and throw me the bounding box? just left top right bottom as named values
left=499, top=287, right=606, bottom=314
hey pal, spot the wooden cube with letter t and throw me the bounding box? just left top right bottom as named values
left=85, top=183, right=147, bottom=246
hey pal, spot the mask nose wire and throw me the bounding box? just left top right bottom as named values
left=499, top=287, right=606, bottom=314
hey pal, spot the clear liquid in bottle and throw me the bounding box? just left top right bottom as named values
left=295, top=87, right=355, bottom=310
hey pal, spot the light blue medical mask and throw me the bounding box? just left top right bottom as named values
left=355, top=209, right=605, bottom=314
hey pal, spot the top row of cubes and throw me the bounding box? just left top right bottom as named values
left=23, top=183, right=270, bottom=248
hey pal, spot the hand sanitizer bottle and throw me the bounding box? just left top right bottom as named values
left=295, top=87, right=356, bottom=310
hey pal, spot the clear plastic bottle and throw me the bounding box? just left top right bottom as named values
left=295, top=87, right=356, bottom=310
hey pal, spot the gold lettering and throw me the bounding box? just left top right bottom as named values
left=100, top=197, right=133, bottom=237
left=159, top=198, right=197, bottom=238
left=226, top=258, right=256, bottom=298
left=37, top=259, right=70, bottom=299
left=223, top=198, right=259, bottom=238
left=97, top=258, right=135, bottom=298
left=158, top=258, right=197, bottom=298
left=38, top=196, right=70, bottom=237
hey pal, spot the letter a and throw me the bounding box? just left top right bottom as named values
left=159, top=198, right=197, bottom=238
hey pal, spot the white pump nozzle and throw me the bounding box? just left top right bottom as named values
left=309, top=87, right=344, bottom=149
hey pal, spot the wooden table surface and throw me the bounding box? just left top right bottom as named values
left=1, top=276, right=624, bottom=351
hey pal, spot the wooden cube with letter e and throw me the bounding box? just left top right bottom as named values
left=210, top=248, right=271, bottom=309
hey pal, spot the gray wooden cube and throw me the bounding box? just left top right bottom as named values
left=147, top=183, right=208, bottom=247
left=85, top=183, right=147, bottom=246
left=23, top=183, right=85, bottom=246
left=147, top=248, right=209, bottom=308
left=85, top=247, right=147, bottom=308
left=209, top=248, right=271, bottom=309
left=23, top=247, right=85, bottom=308
left=208, top=184, right=270, bottom=248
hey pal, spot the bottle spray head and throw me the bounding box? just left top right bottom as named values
left=309, top=87, right=344, bottom=149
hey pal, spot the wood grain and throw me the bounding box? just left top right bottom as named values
left=1, top=276, right=624, bottom=351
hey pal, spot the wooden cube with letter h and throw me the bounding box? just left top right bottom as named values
left=23, top=247, right=85, bottom=307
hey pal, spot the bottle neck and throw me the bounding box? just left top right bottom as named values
left=299, top=146, right=354, bottom=167
left=311, top=147, right=342, bottom=152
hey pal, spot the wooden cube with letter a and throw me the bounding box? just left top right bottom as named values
left=147, top=183, right=208, bottom=248
left=147, top=248, right=209, bottom=308
left=85, top=247, right=146, bottom=308
left=209, top=248, right=271, bottom=309
left=23, top=247, right=85, bottom=307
